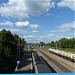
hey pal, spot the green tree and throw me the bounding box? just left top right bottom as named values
left=39, top=42, right=45, bottom=47
left=0, top=29, right=26, bottom=73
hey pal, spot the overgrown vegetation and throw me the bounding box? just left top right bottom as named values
left=37, top=38, right=75, bottom=52
left=0, top=29, right=27, bottom=73
left=46, top=38, right=75, bottom=49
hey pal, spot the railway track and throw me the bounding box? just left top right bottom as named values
left=32, top=51, right=55, bottom=73
left=37, top=49, right=74, bottom=72
left=39, top=50, right=71, bottom=72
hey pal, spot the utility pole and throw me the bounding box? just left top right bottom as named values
left=17, top=36, right=21, bottom=69
left=18, top=34, right=23, bottom=61
left=40, top=43, right=41, bottom=50
left=56, top=43, right=57, bottom=49
left=0, top=36, right=2, bottom=52
left=66, top=45, right=67, bottom=51
left=59, top=41, right=61, bottom=50
left=17, top=38, right=18, bottom=60
left=17, top=37, right=20, bottom=61
left=19, top=37, right=20, bottom=60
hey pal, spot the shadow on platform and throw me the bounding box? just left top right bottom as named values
left=14, top=52, right=32, bottom=73
left=18, top=54, right=31, bottom=69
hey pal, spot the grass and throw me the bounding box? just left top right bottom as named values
left=41, top=46, right=75, bottom=53
left=60, top=48, right=75, bottom=53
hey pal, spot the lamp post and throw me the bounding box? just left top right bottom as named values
left=59, top=41, right=61, bottom=50
left=18, top=37, right=20, bottom=61
left=17, top=35, right=21, bottom=68
left=0, top=35, right=2, bottom=53
left=16, top=34, right=25, bottom=69
left=56, top=43, right=57, bottom=49
left=17, top=34, right=23, bottom=60
left=40, top=43, right=41, bottom=50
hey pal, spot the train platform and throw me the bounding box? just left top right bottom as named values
left=14, top=52, right=32, bottom=73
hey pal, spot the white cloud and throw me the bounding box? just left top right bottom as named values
left=51, top=21, right=75, bottom=33
left=10, top=29, right=27, bottom=34
left=59, top=21, right=75, bottom=31
left=55, top=35, right=74, bottom=41
left=15, top=21, right=40, bottom=32
left=65, top=37, right=72, bottom=39
left=0, top=0, right=55, bottom=19
left=45, top=13, right=58, bottom=17
left=0, top=21, right=13, bottom=26
left=15, top=21, right=29, bottom=28
left=24, top=35, right=35, bottom=38
left=48, top=34, right=54, bottom=37
left=0, top=28, right=27, bottom=35
left=30, top=24, right=40, bottom=30
left=46, top=13, right=52, bottom=16
left=37, top=34, right=54, bottom=43
left=23, top=33, right=54, bottom=43
left=39, top=36, right=47, bottom=39
left=32, top=30, right=39, bottom=33
left=24, top=35, right=35, bottom=41
left=57, top=0, right=75, bottom=11
left=39, top=33, right=54, bottom=39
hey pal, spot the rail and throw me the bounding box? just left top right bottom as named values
left=32, top=52, right=38, bottom=73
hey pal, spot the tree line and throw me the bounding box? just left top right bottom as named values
left=37, top=38, right=75, bottom=49
left=46, top=38, right=75, bottom=49
left=0, top=29, right=27, bottom=73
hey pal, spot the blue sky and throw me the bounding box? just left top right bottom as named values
left=0, top=0, right=75, bottom=43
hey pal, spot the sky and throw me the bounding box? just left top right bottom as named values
left=0, top=0, right=75, bottom=43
